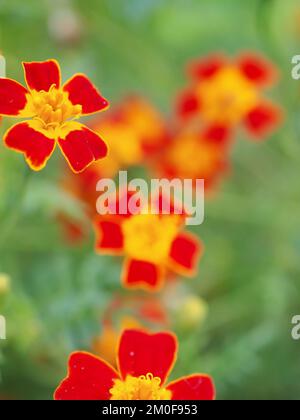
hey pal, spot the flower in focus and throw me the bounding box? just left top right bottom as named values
left=177, top=52, right=282, bottom=140
left=156, top=125, right=231, bottom=191
left=0, top=60, right=109, bottom=172
left=94, top=193, right=203, bottom=291
left=54, top=329, right=215, bottom=400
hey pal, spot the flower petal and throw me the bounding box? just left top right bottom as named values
left=176, top=88, right=201, bottom=119
left=58, top=123, right=108, bottom=173
left=187, top=54, right=226, bottom=80
left=244, top=102, right=282, bottom=139
left=169, top=233, right=203, bottom=276
left=94, top=219, right=124, bottom=254
left=63, top=74, right=109, bottom=115
left=23, top=60, right=61, bottom=91
left=202, top=124, right=232, bottom=145
left=237, top=53, right=278, bottom=86
left=0, top=78, right=28, bottom=116
left=3, top=122, right=56, bottom=171
left=122, top=259, right=163, bottom=291
left=167, top=374, right=215, bottom=401
left=54, top=352, right=119, bottom=400
left=118, top=329, right=177, bottom=385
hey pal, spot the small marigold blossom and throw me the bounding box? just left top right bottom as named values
left=0, top=59, right=109, bottom=172
left=54, top=329, right=215, bottom=401
left=94, top=195, right=203, bottom=291
left=156, top=125, right=231, bottom=191
left=177, top=52, right=282, bottom=140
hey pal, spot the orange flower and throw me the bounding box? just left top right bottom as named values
left=54, top=329, right=215, bottom=400
left=177, top=52, right=282, bottom=140
left=0, top=59, right=109, bottom=172
left=156, top=125, right=231, bottom=191
left=94, top=192, right=203, bottom=291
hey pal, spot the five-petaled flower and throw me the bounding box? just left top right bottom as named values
left=54, top=329, right=215, bottom=400
left=94, top=193, right=203, bottom=291
left=0, top=59, right=109, bottom=172
left=177, top=52, right=282, bottom=140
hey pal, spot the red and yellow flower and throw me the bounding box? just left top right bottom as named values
left=177, top=52, right=282, bottom=140
left=94, top=194, right=203, bottom=291
left=0, top=59, right=109, bottom=172
left=54, top=329, right=215, bottom=400
left=156, top=125, right=230, bottom=191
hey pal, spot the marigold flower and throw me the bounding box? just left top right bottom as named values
left=94, top=196, right=203, bottom=291
left=177, top=52, right=282, bottom=140
left=0, top=59, right=109, bottom=172
left=156, top=125, right=230, bottom=191
left=54, top=329, right=215, bottom=400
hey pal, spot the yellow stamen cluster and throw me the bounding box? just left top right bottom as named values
left=198, top=66, right=258, bottom=124
left=22, top=85, right=82, bottom=131
left=109, top=373, right=171, bottom=400
left=122, top=214, right=180, bottom=264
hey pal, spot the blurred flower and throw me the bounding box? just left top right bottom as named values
left=54, top=329, right=215, bottom=400
left=0, top=60, right=109, bottom=172
left=155, top=125, right=230, bottom=191
left=57, top=95, right=169, bottom=241
left=177, top=52, right=282, bottom=140
left=83, top=95, right=169, bottom=178
left=177, top=295, right=208, bottom=330
left=94, top=193, right=203, bottom=291
left=0, top=273, right=10, bottom=294
left=48, top=4, right=84, bottom=46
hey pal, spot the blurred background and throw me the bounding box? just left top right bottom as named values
left=0, top=0, right=300, bottom=400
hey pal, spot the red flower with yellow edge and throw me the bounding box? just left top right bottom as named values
left=0, top=59, right=109, bottom=172
left=177, top=52, right=282, bottom=140
left=54, top=329, right=215, bottom=400
left=156, top=125, right=231, bottom=192
left=94, top=195, right=203, bottom=291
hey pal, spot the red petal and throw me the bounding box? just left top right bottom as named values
left=187, top=54, right=226, bottom=80
left=64, top=74, right=109, bottom=115
left=176, top=88, right=201, bottom=119
left=202, top=124, right=232, bottom=145
left=3, top=122, right=56, bottom=171
left=244, top=102, right=282, bottom=139
left=237, top=53, right=278, bottom=86
left=58, top=124, right=108, bottom=173
left=169, top=233, right=203, bottom=276
left=118, top=329, right=177, bottom=385
left=94, top=219, right=124, bottom=254
left=167, top=374, right=216, bottom=400
left=23, top=60, right=61, bottom=91
left=54, top=352, right=119, bottom=400
left=122, top=259, right=163, bottom=291
left=0, top=78, right=28, bottom=115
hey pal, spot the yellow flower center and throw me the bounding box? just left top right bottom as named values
left=198, top=66, right=258, bottom=124
left=122, top=214, right=180, bottom=264
left=109, top=374, right=171, bottom=400
left=167, top=134, right=220, bottom=178
left=22, top=85, right=82, bottom=134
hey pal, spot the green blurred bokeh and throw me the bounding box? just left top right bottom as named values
left=0, top=0, right=300, bottom=400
